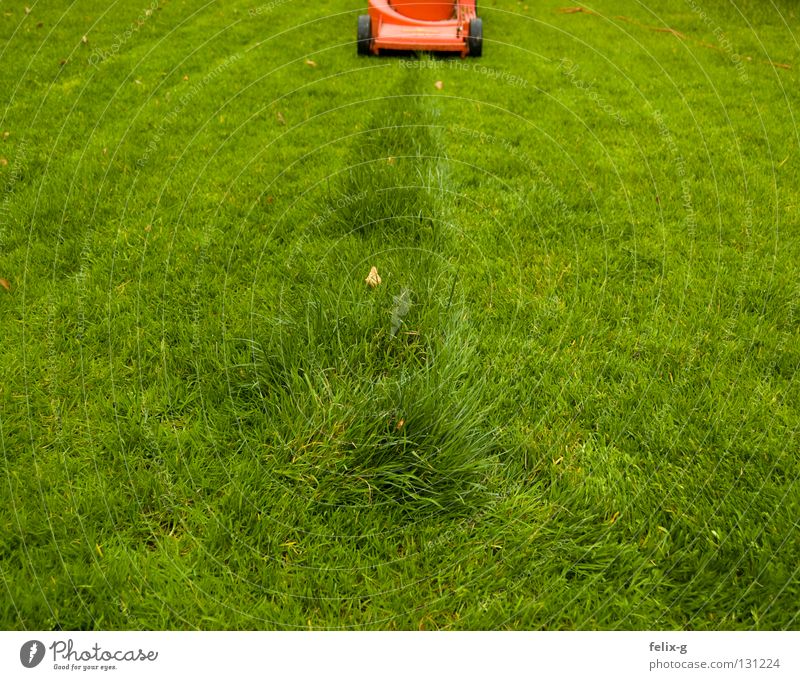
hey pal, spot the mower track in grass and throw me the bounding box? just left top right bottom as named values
left=233, top=65, right=500, bottom=514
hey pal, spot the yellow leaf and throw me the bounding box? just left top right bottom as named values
left=365, top=266, right=381, bottom=288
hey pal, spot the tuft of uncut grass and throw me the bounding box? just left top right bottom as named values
left=245, top=300, right=496, bottom=510
left=239, top=94, right=496, bottom=512
left=324, top=95, right=446, bottom=242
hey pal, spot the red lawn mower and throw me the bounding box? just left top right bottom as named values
left=357, top=1, right=482, bottom=57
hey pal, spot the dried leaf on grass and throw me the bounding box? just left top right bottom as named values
left=365, top=266, right=381, bottom=289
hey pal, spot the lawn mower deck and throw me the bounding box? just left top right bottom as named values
left=358, top=1, right=482, bottom=57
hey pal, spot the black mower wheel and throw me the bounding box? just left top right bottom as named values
left=468, top=18, right=483, bottom=57
left=357, top=15, right=373, bottom=55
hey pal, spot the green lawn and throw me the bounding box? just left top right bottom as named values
left=1, top=0, right=798, bottom=630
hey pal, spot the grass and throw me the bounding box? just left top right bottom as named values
left=1, top=0, right=799, bottom=630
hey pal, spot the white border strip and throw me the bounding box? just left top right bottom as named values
left=1, top=631, right=798, bottom=679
